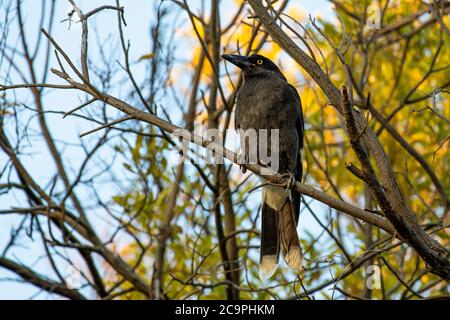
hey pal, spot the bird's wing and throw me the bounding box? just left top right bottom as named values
left=286, top=84, right=304, bottom=224
left=287, top=84, right=304, bottom=151
left=234, top=95, right=240, bottom=130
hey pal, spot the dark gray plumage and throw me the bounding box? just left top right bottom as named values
left=222, top=53, right=304, bottom=280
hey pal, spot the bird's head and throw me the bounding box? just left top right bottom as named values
left=221, top=54, right=286, bottom=81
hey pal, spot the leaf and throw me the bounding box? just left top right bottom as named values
left=132, top=134, right=143, bottom=163
left=138, top=53, right=155, bottom=61
left=0, top=110, right=13, bottom=116
left=123, top=162, right=135, bottom=173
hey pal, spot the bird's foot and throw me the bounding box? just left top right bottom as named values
left=281, top=173, right=296, bottom=190
left=238, top=152, right=248, bottom=174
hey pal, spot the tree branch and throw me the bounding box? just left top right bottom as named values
left=0, top=257, right=86, bottom=300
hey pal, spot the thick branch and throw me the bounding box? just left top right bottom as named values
left=0, top=257, right=86, bottom=300
left=341, top=86, right=450, bottom=280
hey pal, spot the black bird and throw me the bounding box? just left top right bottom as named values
left=222, top=53, right=304, bottom=280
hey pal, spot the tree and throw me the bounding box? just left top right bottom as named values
left=0, top=0, right=448, bottom=300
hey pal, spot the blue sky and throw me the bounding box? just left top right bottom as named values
left=0, top=0, right=336, bottom=299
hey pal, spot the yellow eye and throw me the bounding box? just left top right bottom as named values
left=256, top=60, right=263, bottom=65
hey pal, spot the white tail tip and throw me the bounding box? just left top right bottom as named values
left=259, top=255, right=278, bottom=281
left=284, top=248, right=303, bottom=271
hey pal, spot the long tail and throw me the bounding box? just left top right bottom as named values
left=278, top=198, right=302, bottom=271
left=260, top=185, right=302, bottom=280
left=259, top=202, right=280, bottom=280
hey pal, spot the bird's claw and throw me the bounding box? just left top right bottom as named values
left=282, top=173, right=295, bottom=190
left=238, top=152, right=248, bottom=174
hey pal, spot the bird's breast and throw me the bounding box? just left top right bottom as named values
left=236, top=80, right=295, bottom=131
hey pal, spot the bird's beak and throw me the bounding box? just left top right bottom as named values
left=221, top=54, right=252, bottom=69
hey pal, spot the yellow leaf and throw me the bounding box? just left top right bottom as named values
left=138, top=53, right=155, bottom=61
